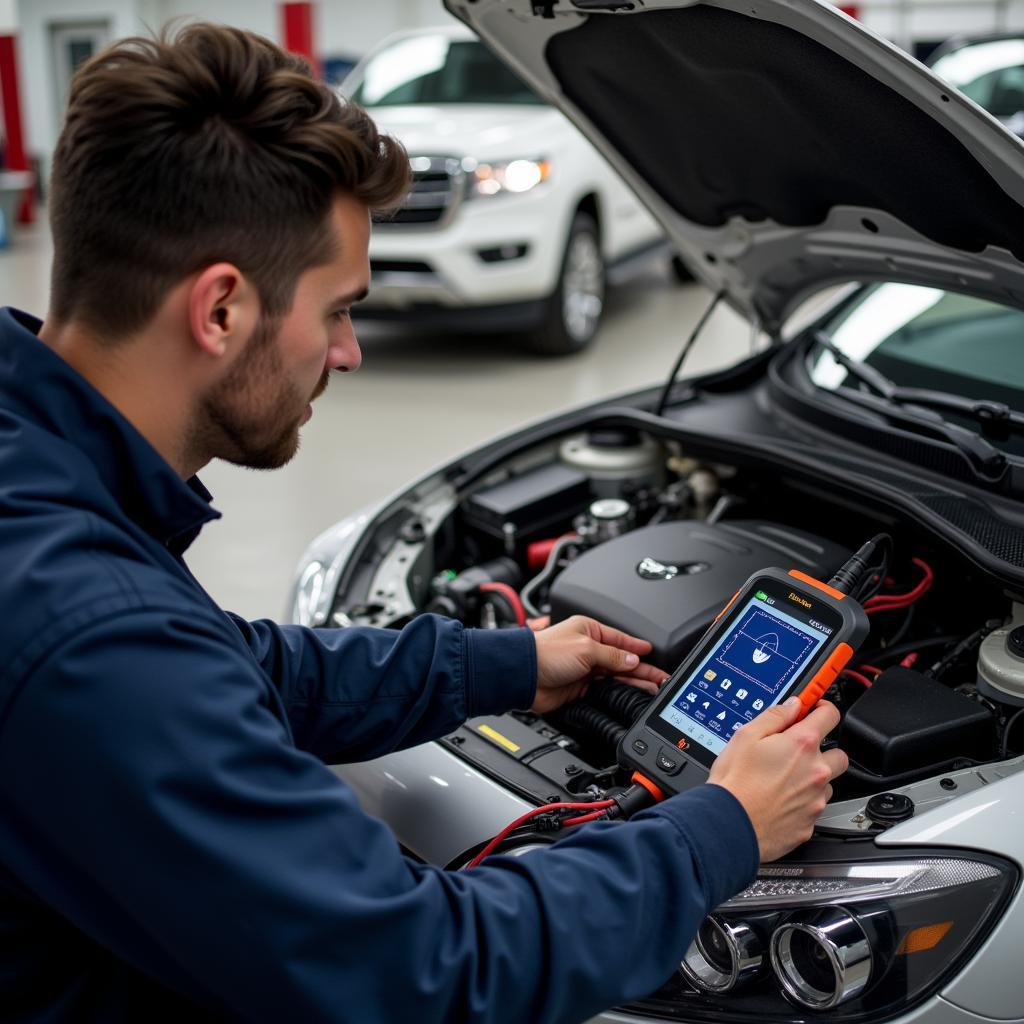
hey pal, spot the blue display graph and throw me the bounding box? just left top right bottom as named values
left=660, top=595, right=831, bottom=758
left=715, top=608, right=817, bottom=692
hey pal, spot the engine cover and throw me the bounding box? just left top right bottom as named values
left=549, top=519, right=849, bottom=671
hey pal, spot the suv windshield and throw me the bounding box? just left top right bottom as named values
left=931, top=38, right=1024, bottom=122
left=349, top=35, right=544, bottom=107
left=808, top=283, right=1024, bottom=454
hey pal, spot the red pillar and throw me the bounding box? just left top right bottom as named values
left=0, top=32, right=33, bottom=223
left=280, top=3, right=319, bottom=77
left=838, top=4, right=861, bottom=18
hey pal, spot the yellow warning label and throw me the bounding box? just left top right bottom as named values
left=477, top=724, right=520, bottom=753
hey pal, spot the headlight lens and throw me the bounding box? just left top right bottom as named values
left=288, top=507, right=375, bottom=626
left=771, top=908, right=872, bottom=1009
left=626, top=852, right=1016, bottom=1023
left=682, top=915, right=764, bottom=993
left=292, top=559, right=326, bottom=628
left=464, top=157, right=551, bottom=197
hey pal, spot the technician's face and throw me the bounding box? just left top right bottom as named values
left=202, top=195, right=370, bottom=470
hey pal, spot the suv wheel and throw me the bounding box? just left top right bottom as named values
left=530, top=212, right=605, bottom=355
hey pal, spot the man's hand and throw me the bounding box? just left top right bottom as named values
left=529, top=615, right=670, bottom=714
left=707, top=698, right=848, bottom=862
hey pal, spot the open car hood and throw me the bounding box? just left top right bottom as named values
left=444, top=0, right=1024, bottom=334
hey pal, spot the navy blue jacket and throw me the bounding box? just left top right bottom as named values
left=0, top=307, right=759, bottom=1023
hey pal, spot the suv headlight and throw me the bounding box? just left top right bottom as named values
left=630, top=852, right=1016, bottom=1022
left=463, top=156, right=551, bottom=197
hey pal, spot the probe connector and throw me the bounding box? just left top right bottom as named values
left=607, top=782, right=660, bottom=821
left=828, top=533, right=891, bottom=596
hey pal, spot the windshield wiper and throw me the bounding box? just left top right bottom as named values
left=812, top=332, right=1024, bottom=440
left=810, top=331, right=1011, bottom=481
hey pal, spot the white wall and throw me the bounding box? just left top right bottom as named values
left=320, top=0, right=459, bottom=57
left=855, top=0, right=1024, bottom=54
left=156, top=0, right=460, bottom=59
left=15, top=0, right=142, bottom=179
left=142, top=0, right=460, bottom=57
left=0, top=0, right=16, bottom=32
left=13, top=0, right=459, bottom=178
left=155, top=0, right=275, bottom=43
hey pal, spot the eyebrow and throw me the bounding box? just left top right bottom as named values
left=333, top=287, right=370, bottom=307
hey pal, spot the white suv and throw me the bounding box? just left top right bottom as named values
left=343, top=25, right=668, bottom=354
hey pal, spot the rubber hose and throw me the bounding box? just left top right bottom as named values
left=585, top=679, right=653, bottom=725
left=520, top=533, right=580, bottom=619
left=561, top=703, right=627, bottom=750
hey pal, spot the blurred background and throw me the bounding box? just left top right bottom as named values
left=1, top=0, right=1023, bottom=619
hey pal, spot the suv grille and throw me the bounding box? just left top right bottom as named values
left=374, top=156, right=466, bottom=227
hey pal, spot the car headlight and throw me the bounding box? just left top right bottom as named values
left=630, top=852, right=1016, bottom=1022
left=287, top=507, right=376, bottom=626
left=463, top=156, right=551, bottom=197
left=681, top=915, right=765, bottom=993
left=770, top=907, right=871, bottom=1009
left=292, top=559, right=327, bottom=628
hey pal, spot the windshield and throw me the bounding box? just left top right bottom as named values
left=348, top=35, right=545, bottom=107
left=931, top=39, right=1024, bottom=120
left=808, top=283, right=1024, bottom=454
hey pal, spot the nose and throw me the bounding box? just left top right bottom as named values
left=327, top=320, right=362, bottom=374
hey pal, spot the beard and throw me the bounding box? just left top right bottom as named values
left=191, top=315, right=329, bottom=471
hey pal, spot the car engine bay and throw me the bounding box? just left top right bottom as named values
left=330, top=419, right=1024, bottom=824
left=312, top=406, right=1024, bottom=1019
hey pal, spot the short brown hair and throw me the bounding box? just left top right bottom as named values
left=48, top=22, right=409, bottom=339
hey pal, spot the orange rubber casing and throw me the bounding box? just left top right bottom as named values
left=794, top=641, right=854, bottom=718
left=785, top=569, right=860, bottom=719
left=631, top=771, right=666, bottom=803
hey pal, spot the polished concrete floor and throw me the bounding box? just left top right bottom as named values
left=1, top=218, right=749, bottom=620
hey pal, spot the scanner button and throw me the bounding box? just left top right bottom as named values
left=632, top=739, right=649, bottom=756
left=656, top=750, right=682, bottom=775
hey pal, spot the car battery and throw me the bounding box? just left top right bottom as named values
left=463, top=462, right=591, bottom=542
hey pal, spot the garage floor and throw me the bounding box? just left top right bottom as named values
left=2, top=220, right=749, bottom=620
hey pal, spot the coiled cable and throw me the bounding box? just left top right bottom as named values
left=585, top=678, right=654, bottom=725
left=560, top=703, right=626, bottom=750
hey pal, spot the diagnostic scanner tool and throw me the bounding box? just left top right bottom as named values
left=618, top=568, right=869, bottom=798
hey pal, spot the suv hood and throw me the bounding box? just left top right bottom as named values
left=445, top=0, right=1024, bottom=333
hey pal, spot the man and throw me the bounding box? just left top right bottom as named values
left=0, top=23, right=847, bottom=1024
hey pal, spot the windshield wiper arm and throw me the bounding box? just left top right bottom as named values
left=812, top=332, right=1024, bottom=441
left=810, top=331, right=1009, bottom=481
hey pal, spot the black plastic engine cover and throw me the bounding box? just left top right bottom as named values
left=548, top=519, right=848, bottom=671
left=842, top=667, right=997, bottom=777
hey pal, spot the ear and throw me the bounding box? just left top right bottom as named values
left=187, top=263, right=259, bottom=359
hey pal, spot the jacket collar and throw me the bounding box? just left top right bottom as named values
left=0, top=308, right=220, bottom=552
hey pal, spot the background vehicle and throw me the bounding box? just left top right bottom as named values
left=343, top=25, right=668, bottom=354
left=929, top=33, right=1024, bottom=138
left=293, top=1, right=1024, bottom=1021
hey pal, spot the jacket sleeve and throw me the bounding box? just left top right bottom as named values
left=0, top=607, right=760, bottom=1024
left=225, top=612, right=537, bottom=761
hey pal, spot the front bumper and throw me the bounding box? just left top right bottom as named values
left=363, top=185, right=571, bottom=311
left=590, top=994, right=1017, bottom=1024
